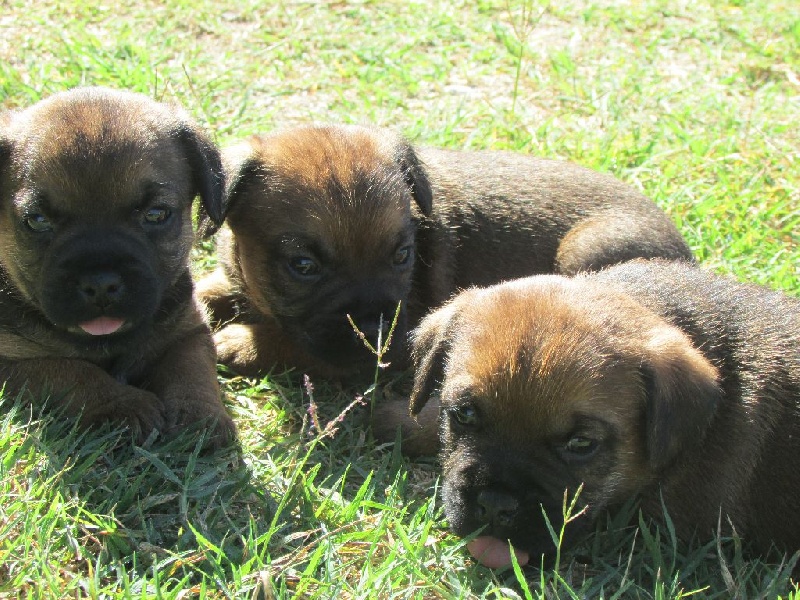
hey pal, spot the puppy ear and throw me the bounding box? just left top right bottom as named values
left=175, top=123, right=225, bottom=237
left=0, top=113, right=12, bottom=173
left=409, top=298, right=463, bottom=415
left=218, top=138, right=262, bottom=222
left=393, top=138, right=433, bottom=216
left=0, top=136, right=10, bottom=173
left=640, top=326, right=721, bottom=471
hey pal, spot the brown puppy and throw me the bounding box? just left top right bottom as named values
left=401, top=260, right=800, bottom=568
left=0, top=87, right=235, bottom=447
left=198, top=124, right=693, bottom=380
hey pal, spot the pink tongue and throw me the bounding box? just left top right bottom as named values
left=78, top=317, right=125, bottom=336
left=467, top=536, right=530, bottom=569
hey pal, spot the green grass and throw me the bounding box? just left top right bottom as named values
left=1, top=0, right=799, bottom=597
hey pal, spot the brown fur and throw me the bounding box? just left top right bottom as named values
left=390, top=260, right=800, bottom=561
left=197, top=124, right=693, bottom=380
left=0, top=87, right=235, bottom=447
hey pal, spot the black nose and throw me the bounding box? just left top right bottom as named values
left=78, top=271, right=124, bottom=308
left=476, top=489, right=519, bottom=528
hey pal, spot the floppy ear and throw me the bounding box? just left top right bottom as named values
left=640, top=325, right=721, bottom=471
left=0, top=112, right=13, bottom=171
left=0, top=136, right=10, bottom=172
left=0, top=124, right=13, bottom=208
left=408, top=298, right=464, bottom=415
left=175, top=122, right=225, bottom=237
left=218, top=138, right=263, bottom=224
left=393, top=138, right=433, bottom=216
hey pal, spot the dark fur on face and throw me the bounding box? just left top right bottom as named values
left=404, top=260, right=800, bottom=563
left=0, top=87, right=235, bottom=446
left=198, top=124, right=693, bottom=380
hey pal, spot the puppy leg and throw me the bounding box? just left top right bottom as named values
left=371, top=394, right=441, bottom=456
left=214, top=321, right=347, bottom=380
left=144, top=327, right=237, bottom=449
left=555, top=213, right=691, bottom=275
left=195, top=268, right=243, bottom=325
left=0, top=358, right=165, bottom=441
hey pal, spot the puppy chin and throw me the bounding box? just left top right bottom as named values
left=303, top=336, right=406, bottom=378
left=284, top=310, right=409, bottom=373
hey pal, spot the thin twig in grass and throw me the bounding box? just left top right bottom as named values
left=303, top=373, right=365, bottom=441
left=303, top=375, right=364, bottom=440
left=504, top=0, right=549, bottom=116
left=347, top=301, right=403, bottom=415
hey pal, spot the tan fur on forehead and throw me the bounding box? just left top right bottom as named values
left=450, top=278, right=657, bottom=434
left=6, top=88, right=192, bottom=209
left=260, top=125, right=400, bottom=190
left=10, top=88, right=183, bottom=154
left=245, top=126, right=413, bottom=255
left=463, top=293, right=610, bottom=393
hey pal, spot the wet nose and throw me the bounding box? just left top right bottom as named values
left=78, top=271, right=124, bottom=308
left=476, top=489, right=519, bottom=528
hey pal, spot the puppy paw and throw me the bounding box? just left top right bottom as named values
left=172, top=406, right=237, bottom=450
left=371, top=395, right=440, bottom=456
left=162, top=390, right=238, bottom=450
left=78, top=386, right=166, bottom=443
left=214, top=323, right=260, bottom=373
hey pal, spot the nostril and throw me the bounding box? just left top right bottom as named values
left=78, top=271, right=125, bottom=305
left=496, top=508, right=516, bottom=528
left=475, top=502, right=488, bottom=522
left=476, top=489, right=519, bottom=527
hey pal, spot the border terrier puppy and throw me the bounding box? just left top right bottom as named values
left=0, top=87, right=235, bottom=447
left=401, top=259, right=800, bottom=568
left=198, top=124, right=693, bottom=380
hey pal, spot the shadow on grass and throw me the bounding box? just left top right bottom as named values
left=2, top=380, right=798, bottom=598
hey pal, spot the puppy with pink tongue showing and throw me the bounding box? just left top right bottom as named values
left=467, top=538, right=530, bottom=569
left=0, top=87, right=236, bottom=447
left=80, top=317, right=127, bottom=336
left=401, top=261, right=800, bottom=571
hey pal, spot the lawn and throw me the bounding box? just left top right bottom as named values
left=0, top=0, right=798, bottom=598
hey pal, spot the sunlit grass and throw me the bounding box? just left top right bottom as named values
left=0, top=0, right=798, bottom=597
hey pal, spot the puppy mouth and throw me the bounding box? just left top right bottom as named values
left=467, top=536, right=530, bottom=569
left=69, top=316, right=131, bottom=337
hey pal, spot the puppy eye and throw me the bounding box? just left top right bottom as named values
left=142, top=207, right=172, bottom=225
left=562, top=436, right=599, bottom=459
left=392, top=245, right=414, bottom=266
left=450, top=403, right=480, bottom=427
left=23, top=213, right=53, bottom=233
left=288, top=256, right=320, bottom=278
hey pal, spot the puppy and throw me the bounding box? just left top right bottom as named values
left=0, top=87, right=235, bottom=447
left=198, top=124, right=693, bottom=379
left=400, top=259, right=800, bottom=568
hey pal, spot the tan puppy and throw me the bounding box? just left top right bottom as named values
left=0, top=87, right=235, bottom=447
left=198, top=125, right=693, bottom=379
left=400, top=260, right=800, bottom=568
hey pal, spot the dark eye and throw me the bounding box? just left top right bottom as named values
left=23, top=213, right=53, bottom=233
left=393, top=245, right=413, bottom=266
left=288, top=256, right=320, bottom=278
left=142, top=207, right=172, bottom=225
left=562, top=436, right=599, bottom=460
left=450, top=403, right=480, bottom=427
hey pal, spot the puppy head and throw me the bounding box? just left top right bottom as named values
left=409, top=276, right=720, bottom=561
left=220, top=124, right=433, bottom=372
left=0, top=87, right=224, bottom=342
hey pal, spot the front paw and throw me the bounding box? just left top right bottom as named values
left=163, top=389, right=238, bottom=450
left=214, top=323, right=260, bottom=373
left=371, top=395, right=440, bottom=457
left=79, top=386, right=166, bottom=443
